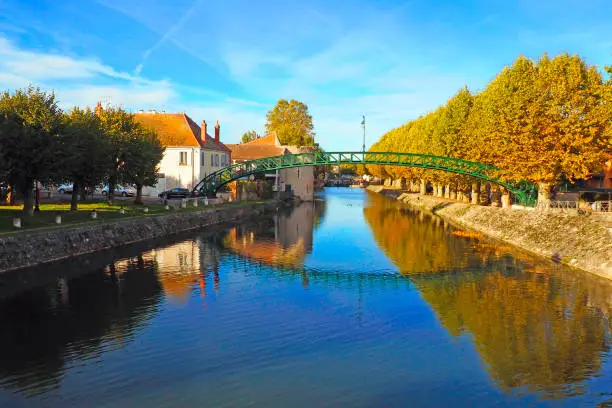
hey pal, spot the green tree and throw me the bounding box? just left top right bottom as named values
left=61, top=107, right=112, bottom=211
left=95, top=104, right=138, bottom=204
left=241, top=130, right=260, bottom=143
left=0, top=86, right=62, bottom=215
left=265, top=99, right=315, bottom=147
left=123, top=127, right=164, bottom=204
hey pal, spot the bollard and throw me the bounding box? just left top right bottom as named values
left=180, top=199, right=187, bottom=209
left=119, top=206, right=125, bottom=215
left=204, top=197, right=209, bottom=206
left=143, top=206, right=149, bottom=213
left=13, top=217, right=21, bottom=229
left=192, top=199, right=198, bottom=208
left=90, top=210, right=97, bottom=220
left=164, top=204, right=170, bottom=210
left=55, top=214, right=62, bottom=224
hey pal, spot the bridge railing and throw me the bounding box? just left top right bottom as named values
left=192, top=151, right=537, bottom=205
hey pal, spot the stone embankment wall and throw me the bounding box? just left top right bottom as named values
left=0, top=202, right=277, bottom=273
left=367, top=185, right=612, bottom=279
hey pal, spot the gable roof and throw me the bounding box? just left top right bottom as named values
left=134, top=112, right=200, bottom=147
left=225, top=144, right=286, bottom=160
left=246, top=132, right=281, bottom=146
left=134, top=112, right=231, bottom=152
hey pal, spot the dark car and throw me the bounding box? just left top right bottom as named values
left=158, top=188, right=193, bottom=199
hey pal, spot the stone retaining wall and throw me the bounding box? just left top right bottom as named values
left=0, top=202, right=277, bottom=273
left=367, top=186, right=612, bottom=279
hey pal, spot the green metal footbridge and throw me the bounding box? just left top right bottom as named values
left=192, top=151, right=537, bottom=204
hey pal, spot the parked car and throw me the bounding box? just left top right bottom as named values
left=57, top=183, right=74, bottom=194
left=158, top=188, right=193, bottom=199
left=101, top=185, right=136, bottom=197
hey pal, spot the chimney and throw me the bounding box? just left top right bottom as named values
left=214, top=120, right=220, bottom=144
left=201, top=120, right=208, bottom=141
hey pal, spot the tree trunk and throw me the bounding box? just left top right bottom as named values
left=107, top=175, right=116, bottom=205
left=134, top=184, right=143, bottom=205
left=450, top=185, right=457, bottom=200
left=21, top=177, right=34, bottom=216
left=537, top=182, right=552, bottom=208
left=444, top=184, right=451, bottom=199
left=71, top=181, right=80, bottom=211
left=420, top=179, right=427, bottom=195
left=471, top=181, right=480, bottom=205
left=437, top=184, right=444, bottom=197
left=501, top=188, right=512, bottom=209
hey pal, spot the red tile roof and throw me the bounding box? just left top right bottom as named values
left=225, top=144, right=285, bottom=160
left=134, top=112, right=200, bottom=147
left=134, top=112, right=231, bottom=152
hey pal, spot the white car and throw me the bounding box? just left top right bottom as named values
left=101, top=185, right=136, bottom=197
left=57, top=183, right=74, bottom=194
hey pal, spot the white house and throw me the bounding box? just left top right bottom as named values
left=134, top=111, right=231, bottom=195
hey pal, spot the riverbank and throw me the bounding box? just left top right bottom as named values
left=367, top=185, right=612, bottom=279
left=0, top=200, right=281, bottom=273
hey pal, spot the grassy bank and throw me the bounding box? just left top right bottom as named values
left=0, top=200, right=264, bottom=235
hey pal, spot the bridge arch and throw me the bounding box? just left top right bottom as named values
left=192, top=151, right=536, bottom=204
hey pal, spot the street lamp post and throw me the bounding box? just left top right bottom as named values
left=361, top=115, right=366, bottom=154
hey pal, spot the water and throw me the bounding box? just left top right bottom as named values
left=1, top=188, right=611, bottom=407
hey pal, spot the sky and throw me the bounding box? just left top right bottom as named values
left=0, top=0, right=611, bottom=151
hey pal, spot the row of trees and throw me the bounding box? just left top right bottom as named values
left=367, top=53, right=612, bottom=204
left=0, top=86, right=164, bottom=214
left=241, top=99, right=316, bottom=147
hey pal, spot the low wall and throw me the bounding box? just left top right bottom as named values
left=0, top=201, right=278, bottom=273
left=367, top=186, right=612, bottom=279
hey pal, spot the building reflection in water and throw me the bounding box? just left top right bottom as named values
left=363, top=191, right=612, bottom=399
left=135, top=238, right=223, bottom=304
left=0, top=256, right=163, bottom=397
left=223, top=203, right=315, bottom=269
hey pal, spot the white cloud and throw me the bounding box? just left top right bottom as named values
left=0, top=36, right=175, bottom=109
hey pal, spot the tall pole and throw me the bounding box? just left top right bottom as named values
left=361, top=115, right=366, bottom=153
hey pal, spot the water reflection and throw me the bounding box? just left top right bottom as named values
left=363, top=190, right=612, bottom=399
left=0, top=256, right=163, bottom=396
left=223, top=202, right=316, bottom=269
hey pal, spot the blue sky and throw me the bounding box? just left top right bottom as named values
left=0, top=0, right=611, bottom=150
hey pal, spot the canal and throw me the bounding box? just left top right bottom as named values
left=1, top=188, right=611, bottom=407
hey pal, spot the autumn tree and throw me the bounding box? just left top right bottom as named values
left=61, top=107, right=113, bottom=211
left=0, top=87, right=62, bottom=215
left=123, top=127, right=164, bottom=204
left=265, top=99, right=315, bottom=147
left=472, top=54, right=608, bottom=203
left=241, top=130, right=260, bottom=143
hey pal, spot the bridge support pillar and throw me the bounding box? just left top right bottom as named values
left=444, top=184, right=451, bottom=199
left=449, top=186, right=457, bottom=200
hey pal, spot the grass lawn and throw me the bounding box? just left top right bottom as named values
left=0, top=199, right=266, bottom=235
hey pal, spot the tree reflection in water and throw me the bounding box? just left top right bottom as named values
left=0, top=256, right=163, bottom=396
left=363, top=191, right=612, bottom=399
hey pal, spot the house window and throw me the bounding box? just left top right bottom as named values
left=215, top=154, right=219, bottom=167
left=211, top=153, right=214, bottom=166
left=179, top=151, right=188, bottom=165
left=201, top=151, right=205, bottom=166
